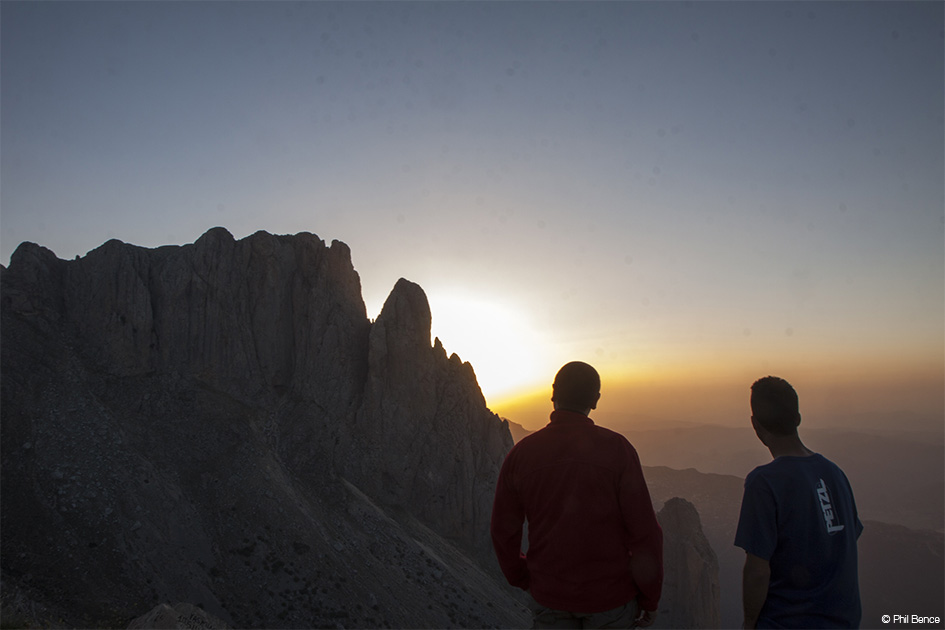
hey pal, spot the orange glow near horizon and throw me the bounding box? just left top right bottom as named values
left=488, top=360, right=944, bottom=434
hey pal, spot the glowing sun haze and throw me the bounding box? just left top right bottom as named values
left=423, top=291, right=556, bottom=402
left=2, top=2, right=942, bottom=430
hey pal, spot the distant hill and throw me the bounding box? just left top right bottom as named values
left=858, top=519, right=945, bottom=625
left=624, top=424, right=944, bottom=532
left=503, top=418, right=533, bottom=443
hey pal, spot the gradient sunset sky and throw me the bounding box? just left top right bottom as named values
left=2, top=2, right=942, bottom=430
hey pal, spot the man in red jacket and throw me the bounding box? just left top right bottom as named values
left=491, top=361, right=663, bottom=629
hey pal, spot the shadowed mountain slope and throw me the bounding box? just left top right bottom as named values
left=1, top=229, right=524, bottom=628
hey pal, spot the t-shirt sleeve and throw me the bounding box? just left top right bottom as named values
left=734, top=471, right=778, bottom=561
left=836, top=467, right=864, bottom=540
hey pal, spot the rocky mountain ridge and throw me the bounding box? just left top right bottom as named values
left=1, top=228, right=720, bottom=628
left=1, top=228, right=518, bottom=627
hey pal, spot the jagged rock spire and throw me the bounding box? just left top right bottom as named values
left=655, top=497, right=722, bottom=629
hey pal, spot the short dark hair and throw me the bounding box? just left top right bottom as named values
left=750, top=376, right=800, bottom=435
left=552, top=361, right=601, bottom=410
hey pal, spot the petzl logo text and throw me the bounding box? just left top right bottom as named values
left=816, top=479, right=845, bottom=534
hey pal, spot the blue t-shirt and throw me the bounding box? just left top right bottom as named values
left=734, top=453, right=863, bottom=628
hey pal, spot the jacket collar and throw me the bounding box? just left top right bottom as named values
left=549, top=409, right=595, bottom=426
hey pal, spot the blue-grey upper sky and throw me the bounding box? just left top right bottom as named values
left=2, top=1, right=942, bottom=410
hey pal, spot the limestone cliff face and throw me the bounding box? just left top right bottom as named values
left=0, top=229, right=521, bottom=629
left=4, top=228, right=369, bottom=406
left=654, top=497, right=722, bottom=629
left=345, top=278, right=511, bottom=557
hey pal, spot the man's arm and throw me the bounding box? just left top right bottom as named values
left=627, top=527, right=662, bottom=613
left=735, top=471, right=777, bottom=629
left=619, top=442, right=663, bottom=613
left=490, top=456, right=529, bottom=590
left=742, top=552, right=770, bottom=630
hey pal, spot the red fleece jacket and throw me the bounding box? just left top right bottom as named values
left=491, top=410, right=663, bottom=613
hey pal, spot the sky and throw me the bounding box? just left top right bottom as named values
left=2, top=1, right=943, bottom=431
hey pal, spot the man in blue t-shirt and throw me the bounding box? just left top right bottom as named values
left=735, top=376, right=863, bottom=629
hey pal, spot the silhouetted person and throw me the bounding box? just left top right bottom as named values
left=491, top=361, right=663, bottom=629
left=735, top=376, right=862, bottom=629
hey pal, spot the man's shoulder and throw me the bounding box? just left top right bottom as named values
left=511, top=421, right=635, bottom=455
left=745, top=453, right=850, bottom=486
left=591, top=422, right=630, bottom=440
left=746, top=457, right=780, bottom=476
left=507, top=425, right=554, bottom=454
left=744, top=462, right=774, bottom=489
left=809, top=453, right=855, bottom=487
left=769, top=452, right=845, bottom=473
left=744, top=457, right=795, bottom=487
left=812, top=452, right=846, bottom=472
left=587, top=423, right=640, bottom=453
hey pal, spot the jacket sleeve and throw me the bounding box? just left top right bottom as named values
left=490, top=451, right=530, bottom=591
left=619, top=441, right=663, bottom=612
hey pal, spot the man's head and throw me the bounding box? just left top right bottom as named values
left=750, top=376, right=801, bottom=436
left=552, top=361, right=601, bottom=413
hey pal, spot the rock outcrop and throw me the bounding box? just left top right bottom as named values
left=0, top=228, right=525, bottom=628
left=654, top=497, right=721, bottom=629
left=345, top=278, right=510, bottom=558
